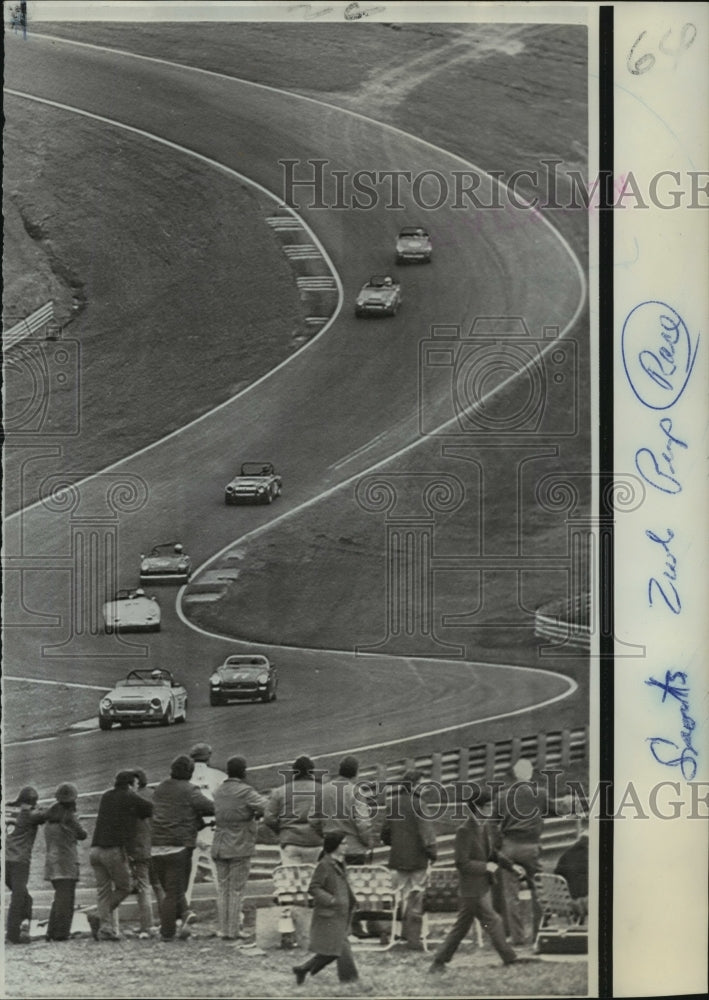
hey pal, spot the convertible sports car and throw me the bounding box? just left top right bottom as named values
left=209, top=654, right=278, bottom=705
left=224, top=462, right=282, bottom=505
left=354, top=275, right=402, bottom=317
left=140, top=542, right=191, bottom=583
left=98, top=668, right=187, bottom=730
left=395, top=226, right=433, bottom=263
left=102, top=589, right=161, bottom=632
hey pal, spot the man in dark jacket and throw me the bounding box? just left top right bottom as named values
left=380, top=770, right=437, bottom=950
left=5, top=786, right=46, bottom=944
left=429, top=801, right=521, bottom=972
left=151, top=754, right=215, bottom=941
left=89, top=770, right=153, bottom=941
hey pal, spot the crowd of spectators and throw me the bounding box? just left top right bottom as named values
left=4, top=747, right=587, bottom=987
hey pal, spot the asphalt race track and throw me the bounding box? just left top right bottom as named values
left=3, top=36, right=585, bottom=800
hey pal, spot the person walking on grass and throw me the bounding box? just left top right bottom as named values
left=429, top=798, right=536, bottom=973
left=292, top=832, right=361, bottom=987
left=44, top=783, right=88, bottom=941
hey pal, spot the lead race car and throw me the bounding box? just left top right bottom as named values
left=102, top=588, right=161, bottom=632
left=395, top=225, right=433, bottom=263
left=224, top=462, right=282, bottom=505
left=98, top=668, right=188, bottom=730
left=354, top=275, right=402, bottom=317
left=140, top=542, right=191, bottom=583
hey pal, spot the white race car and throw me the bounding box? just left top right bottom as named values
left=102, top=589, right=161, bottom=633
left=98, top=668, right=187, bottom=730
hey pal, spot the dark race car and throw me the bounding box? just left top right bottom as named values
left=354, top=275, right=402, bottom=317
left=98, top=668, right=187, bottom=730
left=140, top=542, right=192, bottom=583
left=224, top=462, right=282, bottom=505
left=209, top=654, right=278, bottom=705
left=395, top=226, right=433, bottom=263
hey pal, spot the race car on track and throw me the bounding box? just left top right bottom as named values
left=102, top=589, right=161, bottom=633
left=209, top=654, right=278, bottom=705
left=98, top=668, right=187, bottom=730
left=224, top=462, right=282, bottom=505
left=354, top=275, right=402, bottom=317
left=140, top=542, right=191, bottom=583
left=395, top=226, right=432, bottom=263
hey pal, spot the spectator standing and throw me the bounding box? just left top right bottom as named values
left=43, top=783, right=88, bottom=941
left=292, top=832, right=360, bottom=987
left=151, top=754, right=214, bottom=942
left=89, top=770, right=153, bottom=941
left=429, top=800, right=523, bottom=973
left=308, top=756, right=372, bottom=866
left=211, top=756, right=268, bottom=940
left=380, top=769, right=437, bottom=950
left=127, top=768, right=161, bottom=938
left=5, top=786, right=46, bottom=944
left=264, top=755, right=323, bottom=949
left=493, top=759, right=571, bottom=946
left=187, top=742, right=227, bottom=899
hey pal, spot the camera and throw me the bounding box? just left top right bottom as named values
left=4, top=339, right=81, bottom=436
left=418, top=318, right=577, bottom=438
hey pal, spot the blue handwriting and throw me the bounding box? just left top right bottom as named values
left=622, top=301, right=699, bottom=410
left=646, top=670, right=698, bottom=779
left=645, top=528, right=680, bottom=614
left=635, top=417, right=687, bottom=494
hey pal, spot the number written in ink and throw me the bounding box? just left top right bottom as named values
left=627, top=24, right=697, bottom=76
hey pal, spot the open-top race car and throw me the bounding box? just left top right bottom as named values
left=102, top=589, right=161, bottom=632
left=395, top=225, right=433, bottom=263
left=140, top=542, right=191, bottom=583
left=98, top=668, right=187, bottom=730
left=354, top=275, right=402, bottom=317
left=224, top=462, right=282, bottom=505
left=209, top=654, right=278, bottom=705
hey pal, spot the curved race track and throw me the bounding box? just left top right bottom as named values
left=3, top=36, right=585, bottom=799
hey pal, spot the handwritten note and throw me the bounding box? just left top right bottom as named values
left=621, top=298, right=699, bottom=632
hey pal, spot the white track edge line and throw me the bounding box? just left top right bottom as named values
left=2, top=88, right=344, bottom=522
left=5, top=33, right=587, bottom=525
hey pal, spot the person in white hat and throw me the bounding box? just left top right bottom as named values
left=185, top=743, right=227, bottom=904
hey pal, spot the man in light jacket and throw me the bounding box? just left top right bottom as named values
left=211, top=756, right=268, bottom=940
left=308, top=756, right=372, bottom=864
left=264, top=755, right=324, bottom=949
